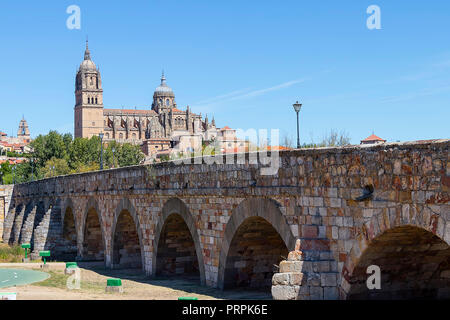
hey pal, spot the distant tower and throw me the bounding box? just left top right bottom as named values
left=74, top=40, right=104, bottom=138
left=17, top=116, right=30, bottom=142
left=152, top=71, right=176, bottom=114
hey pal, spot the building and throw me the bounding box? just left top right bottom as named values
left=74, top=41, right=241, bottom=158
left=360, top=134, right=386, bottom=145
left=0, top=117, right=32, bottom=155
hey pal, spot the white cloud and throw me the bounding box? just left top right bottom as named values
left=190, top=79, right=306, bottom=111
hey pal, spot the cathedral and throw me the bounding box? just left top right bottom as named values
left=74, top=41, right=237, bottom=158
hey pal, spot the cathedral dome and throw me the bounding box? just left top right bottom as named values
left=80, top=59, right=97, bottom=71
left=79, top=40, right=97, bottom=72
left=154, top=72, right=175, bottom=97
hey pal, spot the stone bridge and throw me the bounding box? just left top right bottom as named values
left=1, top=140, right=449, bottom=299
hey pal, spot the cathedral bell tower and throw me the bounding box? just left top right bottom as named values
left=74, top=40, right=104, bottom=138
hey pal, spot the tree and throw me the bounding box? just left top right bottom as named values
left=4, top=132, right=146, bottom=184
left=40, top=157, right=71, bottom=178
left=301, top=129, right=352, bottom=148
left=280, top=134, right=294, bottom=148
left=0, top=162, right=12, bottom=184
left=319, top=129, right=351, bottom=147
left=117, top=143, right=145, bottom=167
left=30, top=130, right=68, bottom=167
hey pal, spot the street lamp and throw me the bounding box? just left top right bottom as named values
left=112, top=147, right=116, bottom=169
left=99, top=133, right=104, bottom=170
left=30, top=157, right=34, bottom=182
left=292, top=101, right=303, bottom=149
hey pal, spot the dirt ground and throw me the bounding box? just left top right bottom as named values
left=0, top=262, right=271, bottom=300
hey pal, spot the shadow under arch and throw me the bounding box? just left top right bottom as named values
left=17, top=201, right=36, bottom=245
left=344, top=225, right=450, bottom=300
left=60, top=198, right=78, bottom=260
left=217, top=197, right=296, bottom=290
left=152, top=197, right=206, bottom=285
left=7, top=203, right=24, bottom=244
left=110, top=197, right=145, bottom=270
left=61, top=198, right=78, bottom=233
left=80, top=197, right=106, bottom=262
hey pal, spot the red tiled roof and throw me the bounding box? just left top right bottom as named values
left=362, top=134, right=386, bottom=142
left=220, top=126, right=233, bottom=131
left=0, top=159, right=25, bottom=165
left=172, top=107, right=184, bottom=113
left=267, top=146, right=292, bottom=151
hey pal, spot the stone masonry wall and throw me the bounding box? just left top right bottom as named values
left=3, top=139, right=449, bottom=299
left=0, top=185, right=14, bottom=242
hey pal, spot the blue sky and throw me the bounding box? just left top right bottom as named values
left=0, top=0, right=449, bottom=144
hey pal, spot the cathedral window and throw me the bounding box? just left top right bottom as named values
left=88, top=97, right=90, bottom=104
left=119, top=133, right=123, bottom=139
left=95, top=97, right=98, bottom=104
left=166, top=99, right=170, bottom=106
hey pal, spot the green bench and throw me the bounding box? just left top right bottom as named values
left=39, top=250, right=51, bottom=264
left=21, top=243, right=31, bottom=259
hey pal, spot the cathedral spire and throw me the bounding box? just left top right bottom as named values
left=161, top=70, right=167, bottom=86
left=84, top=38, right=91, bottom=61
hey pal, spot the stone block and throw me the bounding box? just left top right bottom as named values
left=271, top=285, right=299, bottom=300
left=324, top=287, right=339, bottom=300
left=289, top=272, right=304, bottom=285
left=321, top=273, right=337, bottom=287
left=272, top=273, right=289, bottom=285
left=309, top=286, right=324, bottom=300
left=287, top=250, right=303, bottom=261
left=279, top=260, right=303, bottom=273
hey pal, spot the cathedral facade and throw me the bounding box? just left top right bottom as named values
left=74, top=42, right=227, bottom=157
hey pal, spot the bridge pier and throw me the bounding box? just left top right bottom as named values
left=272, top=239, right=339, bottom=300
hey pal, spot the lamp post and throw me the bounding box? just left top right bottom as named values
left=112, top=147, right=116, bottom=169
left=99, top=133, right=104, bottom=170
left=292, top=101, right=303, bottom=149
left=30, top=157, right=34, bottom=182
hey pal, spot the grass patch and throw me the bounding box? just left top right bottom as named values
left=0, top=243, right=24, bottom=263
left=33, top=270, right=69, bottom=289
left=33, top=270, right=106, bottom=293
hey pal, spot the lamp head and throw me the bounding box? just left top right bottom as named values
left=293, top=101, right=302, bottom=113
